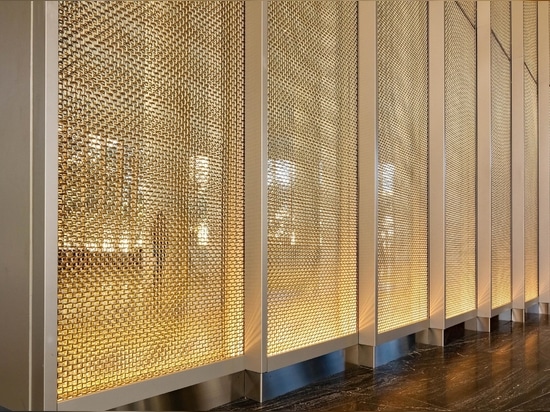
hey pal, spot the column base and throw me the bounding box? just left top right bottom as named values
left=464, top=317, right=491, bottom=332
left=358, top=334, right=416, bottom=368
left=415, top=321, right=472, bottom=347
left=527, top=302, right=549, bottom=314
left=245, top=350, right=350, bottom=402
left=512, top=308, right=525, bottom=323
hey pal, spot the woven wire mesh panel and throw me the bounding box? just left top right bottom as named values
left=524, top=2, right=538, bottom=81
left=458, top=1, right=477, bottom=26
left=266, top=1, right=357, bottom=357
left=524, top=1, right=539, bottom=302
left=444, top=1, right=477, bottom=319
left=491, top=1, right=512, bottom=310
left=58, top=1, right=244, bottom=400
left=376, top=2, right=428, bottom=335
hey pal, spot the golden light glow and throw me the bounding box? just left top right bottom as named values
left=376, top=1, right=429, bottom=334
left=491, top=1, right=512, bottom=310
left=57, top=1, right=244, bottom=400
left=444, top=1, right=477, bottom=319
left=266, top=1, right=358, bottom=356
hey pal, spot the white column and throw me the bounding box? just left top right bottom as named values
left=511, top=1, right=525, bottom=322
left=33, top=1, right=59, bottom=409
left=427, top=0, right=446, bottom=344
left=357, top=0, right=378, bottom=364
left=474, top=0, right=492, bottom=331
left=244, top=0, right=269, bottom=376
left=538, top=1, right=550, bottom=308
left=0, top=1, right=57, bottom=409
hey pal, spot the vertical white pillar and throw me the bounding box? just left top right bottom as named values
left=244, top=0, right=268, bottom=377
left=538, top=1, right=550, bottom=308
left=0, top=1, right=57, bottom=409
left=33, top=1, right=59, bottom=409
left=475, top=1, right=492, bottom=331
left=511, top=1, right=525, bottom=322
left=357, top=0, right=377, bottom=363
left=427, top=1, right=446, bottom=344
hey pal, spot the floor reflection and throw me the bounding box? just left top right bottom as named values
left=218, top=314, right=550, bottom=411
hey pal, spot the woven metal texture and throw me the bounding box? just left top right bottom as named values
left=491, top=1, right=512, bottom=310
left=444, top=1, right=477, bottom=319
left=266, top=1, right=357, bottom=357
left=376, top=2, right=428, bottom=335
left=58, top=2, right=244, bottom=400
left=524, top=1, right=539, bottom=302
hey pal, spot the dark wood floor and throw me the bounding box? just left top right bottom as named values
left=216, top=314, right=550, bottom=411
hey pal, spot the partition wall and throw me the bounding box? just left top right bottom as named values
left=1, top=1, right=550, bottom=411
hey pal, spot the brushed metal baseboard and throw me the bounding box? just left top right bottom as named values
left=111, top=372, right=244, bottom=411
left=359, top=334, right=416, bottom=368
left=527, top=302, right=549, bottom=314
left=111, top=349, right=359, bottom=408
left=245, top=350, right=352, bottom=402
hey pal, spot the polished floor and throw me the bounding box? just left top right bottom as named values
left=217, top=314, right=550, bottom=411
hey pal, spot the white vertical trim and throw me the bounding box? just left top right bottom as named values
left=43, top=1, right=58, bottom=409
left=477, top=1, right=492, bottom=320
left=538, top=1, right=550, bottom=304
left=29, top=0, right=58, bottom=409
left=511, top=1, right=525, bottom=319
left=429, top=1, right=446, bottom=330
left=29, top=2, right=35, bottom=407
left=357, top=0, right=377, bottom=348
left=244, top=1, right=268, bottom=373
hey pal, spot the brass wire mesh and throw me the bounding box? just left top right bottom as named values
left=524, top=1, right=539, bottom=302
left=444, top=1, right=477, bottom=319
left=266, top=1, right=358, bottom=357
left=58, top=1, right=244, bottom=400
left=491, top=1, right=512, bottom=310
left=376, top=2, right=428, bottom=335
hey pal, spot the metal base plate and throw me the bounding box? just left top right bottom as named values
left=359, top=334, right=416, bottom=368
left=111, top=372, right=244, bottom=411
left=245, top=350, right=351, bottom=402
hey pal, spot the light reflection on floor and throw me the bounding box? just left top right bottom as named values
left=218, top=314, right=550, bottom=411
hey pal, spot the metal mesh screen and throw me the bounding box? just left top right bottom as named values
left=376, top=2, right=428, bottom=335
left=524, top=1, right=539, bottom=302
left=458, top=1, right=477, bottom=27
left=266, top=1, right=357, bottom=357
left=58, top=1, right=244, bottom=401
left=491, top=1, right=512, bottom=310
left=444, top=1, right=477, bottom=319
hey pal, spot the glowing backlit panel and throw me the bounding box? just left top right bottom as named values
left=444, top=1, right=477, bottom=319
left=376, top=2, right=428, bottom=335
left=524, top=1, right=539, bottom=302
left=491, top=1, right=512, bottom=310
left=58, top=2, right=244, bottom=401
left=266, top=2, right=357, bottom=357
